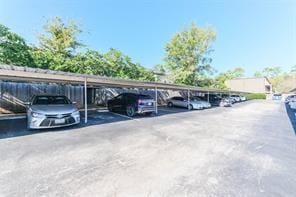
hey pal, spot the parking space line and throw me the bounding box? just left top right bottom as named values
left=109, top=112, right=134, bottom=120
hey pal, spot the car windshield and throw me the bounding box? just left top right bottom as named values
left=191, top=97, right=202, bottom=101
left=32, top=96, right=71, bottom=105
left=139, top=94, right=152, bottom=99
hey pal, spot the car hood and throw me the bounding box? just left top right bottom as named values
left=29, top=104, right=78, bottom=115
left=190, top=101, right=203, bottom=105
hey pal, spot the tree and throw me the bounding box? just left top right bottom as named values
left=30, top=17, right=84, bottom=71
left=253, top=66, right=287, bottom=92
left=0, top=24, right=34, bottom=66
left=261, top=66, right=282, bottom=78
left=212, top=67, right=245, bottom=89
left=103, top=48, right=154, bottom=80
left=253, top=71, right=262, bottom=77
left=290, top=65, right=296, bottom=75
left=153, top=64, right=167, bottom=74
left=38, top=17, right=83, bottom=55
left=164, top=23, right=216, bottom=86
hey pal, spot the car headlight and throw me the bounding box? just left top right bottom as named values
left=71, top=110, right=80, bottom=116
left=31, top=112, right=45, bottom=118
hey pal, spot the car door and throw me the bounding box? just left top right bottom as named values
left=124, top=94, right=137, bottom=109
left=112, top=94, right=124, bottom=111
left=175, top=97, right=187, bottom=107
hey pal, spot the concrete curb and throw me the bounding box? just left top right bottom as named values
left=0, top=114, right=26, bottom=120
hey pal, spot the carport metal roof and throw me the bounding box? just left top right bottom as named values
left=0, top=64, right=237, bottom=93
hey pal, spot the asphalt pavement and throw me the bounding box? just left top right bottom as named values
left=0, top=100, right=295, bottom=197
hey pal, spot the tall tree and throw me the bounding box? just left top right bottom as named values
left=261, top=66, right=282, bottom=78
left=290, top=65, right=296, bottom=75
left=212, top=67, right=245, bottom=89
left=0, top=24, right=34, bottom=66
left=31, top=17, right=84, bottom=71
left=153, top=64, right=167, bottom=74
left=103, top=48, right=154, bottom=80
left=38, top=17, right=83, bottom=55
left=164, top=23, right=216, bottom=86
left=253, top=66, right=287, bottom=92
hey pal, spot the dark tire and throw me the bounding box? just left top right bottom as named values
left=168, top=102, right=173, bottom=107
left=188, top=104, right=193, bottom=110
left=145, top=112, right=153, bottom=116
left=126, top=106, right=136, bottom=117
left=107, top=104, right=113, bottom=112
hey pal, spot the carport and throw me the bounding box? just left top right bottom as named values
left=0, top=64, right=242, bottom=123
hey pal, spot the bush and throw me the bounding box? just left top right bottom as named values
left=245, top=93, right=266, bottom=100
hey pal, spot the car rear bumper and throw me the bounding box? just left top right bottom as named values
left=137, top=106, right=155, bottom=114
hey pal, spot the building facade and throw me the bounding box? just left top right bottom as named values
left=225, top=77, right=273, bottom=94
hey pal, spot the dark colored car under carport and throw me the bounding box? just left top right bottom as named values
left=107, top=93, right=155, bottom=117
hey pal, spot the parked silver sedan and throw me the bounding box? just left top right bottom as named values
left=167, top=96, right=204, bottom=110
left=191, top=96, right=212, bottom=109
left=26, top=95, right=80, bottom=129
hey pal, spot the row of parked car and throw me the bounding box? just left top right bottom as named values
left=25, top=93, right=246, bottom=129
left=285, top=95, right=296, bottom=109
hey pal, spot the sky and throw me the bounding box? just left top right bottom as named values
left=0, top=0, right=295, bottom=76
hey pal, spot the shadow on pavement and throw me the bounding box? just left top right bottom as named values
left=285, top=103, right=296, bottom=134
left=0, top=101, right=251, bottom=140
left=0, top=106, right=194, bottom=139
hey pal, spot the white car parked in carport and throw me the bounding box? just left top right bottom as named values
left=167, top=96, right=209, bottom=110
left=288, top=96, right=296, bottom=109
left=26, top=95, right=80, bottom=129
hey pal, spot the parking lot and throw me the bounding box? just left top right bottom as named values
left=0, top=100, right=296, bottom=196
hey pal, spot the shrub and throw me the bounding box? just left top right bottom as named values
left=245, top=93, right=266, bottom=100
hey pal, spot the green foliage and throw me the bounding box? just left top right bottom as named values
left=153, top=64, right=167, bottom=74
left=245, top=93, right=266, bottom=100
left=290, top=65, right=296, bottom=75
left=164, top=23, right=216, bottom=86
left=0, top=18, right=154, bottom=81
left=257, top=66, right=282, bottom=78
left=253, top=66, right=287, bottom=92
left=253, top=71, right=262, bottom=77
left=0, top=24, right=34, bottom=66
left=102, top=48, right=154, bottom=80
left=30, top=47, right=154, bottom=80
left=38, top=17, right=83, bottom=54
left=212, top=67, right=245, bottom=89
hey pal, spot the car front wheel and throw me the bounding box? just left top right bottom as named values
left=145, top=112, right=153, bottom=116
left=188, top=104, right=193, bottom=110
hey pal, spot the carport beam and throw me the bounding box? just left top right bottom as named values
left=187, top=89, right=190, bottom=110
left=84, top=77, right=88, bottom=123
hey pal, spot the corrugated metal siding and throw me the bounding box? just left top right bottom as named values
left=0, top=81, right=211, bottom=113
left=0, top=81, right=84, bottom=113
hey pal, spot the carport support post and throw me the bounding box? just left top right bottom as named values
left=84, top=77, right=88, bottom=124
left=207, top=91, right=210, bottom=103
left=155, top=86, right=158, bottom=115
left=187, top=89, right=190, bottom=110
